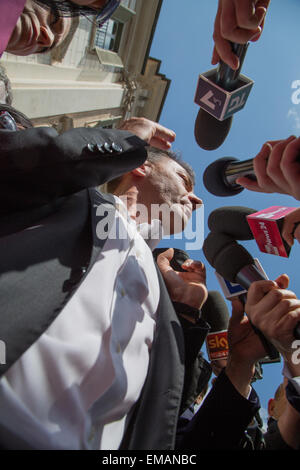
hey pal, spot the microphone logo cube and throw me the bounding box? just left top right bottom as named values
left=206, top=330, right=229, bottom=361
left=194, top=69, right=254, bottom=121
left=247, top=206, right=297, bottom=257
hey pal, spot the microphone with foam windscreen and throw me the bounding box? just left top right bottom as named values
left=201, top=291, right=230, bottom=362
left=208, top=205, right=297, bottom=258
left=207, top=205, right=256, bottom=239
left=203, top=156, right=256, bottom=196
left=203, top=232, right=300, bottom=356
left=203, top=151, right=300, bottom=197
left=194, top=43, right=253, bottom=150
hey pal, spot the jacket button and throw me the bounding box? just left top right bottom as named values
left=103, top=142, right=113, bottom=153
left=87, top=143, right=96, bottom=153
left=96, top=144, right=105, bottom=154
left=111, top=142, right=123, bottom=153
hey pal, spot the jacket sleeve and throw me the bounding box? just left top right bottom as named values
left=0, top=126, right=147, bottom=214
left=176, top=369, right=260, bottom=450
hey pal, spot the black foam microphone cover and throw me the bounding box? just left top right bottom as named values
left=203, top=157, right=243, bottom=196
left=203, top=232, right=254, bottom=283
left=207, top=206, right=256, bottom=240
left=194, top=109, right=233, bottom=151
left=201, top=290, right=230, bottom=332
left=202, top=231, right=235, bottom=268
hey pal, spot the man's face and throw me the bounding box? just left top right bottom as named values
left=140, top=157, right=202, bottom=235
left=6, top=0, right=72, bottom=56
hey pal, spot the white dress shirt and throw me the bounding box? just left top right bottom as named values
left=0, top=197, right=161, bottom=450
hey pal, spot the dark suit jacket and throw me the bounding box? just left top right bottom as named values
left=0, top=126, right=259, bottom=450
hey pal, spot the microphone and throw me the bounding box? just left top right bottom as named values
left=203, top=156, right=256, bottom=196
left=201, top=291, right=230, bottom=361
left=208, top=205, right=256, bottom=240
left=203, top=232, right=300, bottom=350
left=247, top=206, right=297, bottom=258
left=194, top=43, right=253, bottom=150
left=207, top=204, right=297, bottom=258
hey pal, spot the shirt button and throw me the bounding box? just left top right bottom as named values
left=116, top=343, right=121, bottom=354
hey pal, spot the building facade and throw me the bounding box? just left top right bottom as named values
left=1, top=0, right=170, bottom=131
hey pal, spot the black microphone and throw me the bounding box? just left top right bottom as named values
left=194, top=43, right=253, bottom=150
left=203, top=232, right=300, bottom=350
left=201, top=291, right=230, bottom=362
left=203, top=156, right=256, bottom=196
left=207, top=206, right=256, bottom=240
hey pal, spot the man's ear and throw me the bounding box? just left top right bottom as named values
left=131, top=164, right=147, bottom=177
left=268, top=398, right=275, bottom=417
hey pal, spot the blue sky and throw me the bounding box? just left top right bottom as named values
left=150, top=0, right=300, bottom=421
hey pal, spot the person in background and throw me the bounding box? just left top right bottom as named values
left=4, top=0, right=120, bottom=56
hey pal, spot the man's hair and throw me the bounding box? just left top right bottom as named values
left=106, top=146, right=195, bottom=194
left=0, top=104, right=33, bottom=129
left=33, top=0, right=120, bottom=22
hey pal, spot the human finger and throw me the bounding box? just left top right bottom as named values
left=156, top=248, right=175, bottom=275
left=280, top=136, right=300, bottom=200
left=266, top=136, right=297, bottom=194
left=282, top=209, right=300, bottom=246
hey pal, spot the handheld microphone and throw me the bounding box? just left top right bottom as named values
left=201, top=291, right=230, bottom=361
left=203, top=232, right=300, bottom=351
left=203, top=156, right=256, bottom=196
left=204, top=151, right=300, bottom=197
left=207, top=205, right=256, bottom=240
left=207, top=205, right=297, bottom=258
left=194, top=43, right=253, bottom=150
left=247, top=206, right=297, bottom=258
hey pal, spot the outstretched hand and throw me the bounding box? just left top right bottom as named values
left=212, top=0, right=270, bottom=70
left=119, top=117, right=176, bottom=150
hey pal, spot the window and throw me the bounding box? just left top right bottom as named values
left=94, top=19, right=124, bottom=53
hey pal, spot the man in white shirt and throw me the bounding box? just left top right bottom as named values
left=1, top=113, right=299, bottom=450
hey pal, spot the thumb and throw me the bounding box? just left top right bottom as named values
left=282, top=219, right=295, bottom=247
left=274, top=273, right=289, bottom=289
left=156, top=248, right=174, bottom=274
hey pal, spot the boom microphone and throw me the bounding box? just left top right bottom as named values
left=194, top=43, right=253, bottom=150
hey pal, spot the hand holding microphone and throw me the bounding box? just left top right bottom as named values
left=236, top=136, right=300, bottom=200
left=212, top=0, right=270, bottom=69
left=194, top=41, right=253, bottom=151
left=203, top=136, right=300, bottom=199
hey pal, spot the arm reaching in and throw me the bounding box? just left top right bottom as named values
left=212, top=0, right=270, bottom=70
